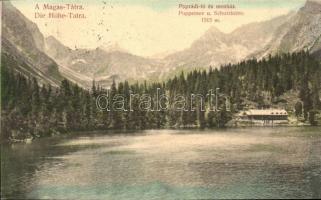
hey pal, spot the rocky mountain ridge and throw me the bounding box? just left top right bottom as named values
left=2, top=0, right=321, bottom=88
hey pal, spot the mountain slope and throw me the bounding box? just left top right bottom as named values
left=45, top=36, right=164, bottom=88
left=164, top=0, right=321, bottom=73
left=252, top=0, right=321, bottom=59
left=1, top=1, right=63, bottom=86
left=279, top=0, right=321, bottom=53
left=163, top=12, right=295, bottom=73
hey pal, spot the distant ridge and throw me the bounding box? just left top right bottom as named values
left=2, top=0, right=321, bottom=88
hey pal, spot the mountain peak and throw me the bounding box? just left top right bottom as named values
left=198, top=26, right=225, bottom=42
left=205, top=26, right=224, bottom=35
left=301, top=0, right=321, bottom=14
left=46, top=36, right=67, bottom=47
left=101, top=43, right=128, bottom=53
left=306, top=0, right=321, bottom=4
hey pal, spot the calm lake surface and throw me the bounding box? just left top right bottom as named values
left=1, top=127, right=321, bottom=199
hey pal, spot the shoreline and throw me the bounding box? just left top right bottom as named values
left=2, top=124, right=319, bottom=144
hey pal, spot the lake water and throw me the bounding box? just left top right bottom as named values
left=1, top=127, right=321, bottom=199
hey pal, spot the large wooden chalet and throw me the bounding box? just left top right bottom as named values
left=237, top=109, right=288, bottom=123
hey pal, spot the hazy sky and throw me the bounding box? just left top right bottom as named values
left=12, top=0, right=305, bottom=57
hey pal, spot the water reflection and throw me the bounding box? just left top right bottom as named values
left=1, top=127, right=321, bottom=199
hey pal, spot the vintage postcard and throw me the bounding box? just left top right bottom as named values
left=1, top=0, right=321, bottom=199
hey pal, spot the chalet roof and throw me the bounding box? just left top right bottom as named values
left=245, top=109, right=288, bottom=116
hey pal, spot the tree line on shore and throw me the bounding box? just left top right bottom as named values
left=1, top=51, right=320, bottom=141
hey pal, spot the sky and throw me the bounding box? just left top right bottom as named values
left=12, top=0, right=306, bottom=57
